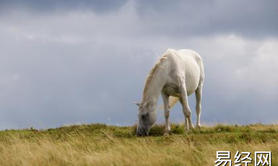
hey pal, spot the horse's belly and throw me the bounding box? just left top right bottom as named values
left=162, top=84, right=181, bottom=97
left=162, top=83, right=195, bottom=97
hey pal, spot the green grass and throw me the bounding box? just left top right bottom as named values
left=0, top=123, right=277, bottom=166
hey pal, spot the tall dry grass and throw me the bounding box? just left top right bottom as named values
left=0, top=124, right=277, bottom=166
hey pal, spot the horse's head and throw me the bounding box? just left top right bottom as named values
left=136, top=102, right=157, bottom=136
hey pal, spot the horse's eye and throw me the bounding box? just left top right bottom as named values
left=141, top=113, right=148, bottom=120
left=141, top=115, right=145, bottom=119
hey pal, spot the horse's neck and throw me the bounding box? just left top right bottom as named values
left=142, top=70, right=166, bottom=107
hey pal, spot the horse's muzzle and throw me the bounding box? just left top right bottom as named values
left=136, top=127, right=149, bottom=136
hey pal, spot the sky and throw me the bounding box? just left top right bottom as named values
left=0, top=0, right=277, bottom=129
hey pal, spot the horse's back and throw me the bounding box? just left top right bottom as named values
left=165, top=49, right=202, bottom=65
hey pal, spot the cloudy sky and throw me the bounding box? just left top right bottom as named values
left=0, top=0, right=277, bottom=129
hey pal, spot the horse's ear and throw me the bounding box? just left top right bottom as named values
left=144, top=102, right=149, bottom=107
left=134, top=102, right=141, bottom=107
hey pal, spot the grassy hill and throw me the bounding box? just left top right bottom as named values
left=0, top=123, right=277, bottom=166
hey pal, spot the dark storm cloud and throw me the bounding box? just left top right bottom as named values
left=0, top=0, right=127, bottom=13
left=134, top=0, right=278, bottom=37
left=0, top=0, right=277, bottom=37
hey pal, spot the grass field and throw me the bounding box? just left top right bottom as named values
left=0, top=123, right=277, bottom=166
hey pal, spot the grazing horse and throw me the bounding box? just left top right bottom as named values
left=136, top=49, right=205, bottom=136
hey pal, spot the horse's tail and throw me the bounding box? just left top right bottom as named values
left=159, top=96, right=179, bottom=110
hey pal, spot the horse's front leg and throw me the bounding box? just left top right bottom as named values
left=161, top=93, right=170, bottom=135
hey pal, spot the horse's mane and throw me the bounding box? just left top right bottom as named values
left=143, top=54, right=168, bottom=100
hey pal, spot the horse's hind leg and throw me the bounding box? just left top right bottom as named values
left=195, top=85, right=203, bottom=128
left=161, top=93, right=170, bottom=135
left=179, top=79, right=194, bottom=130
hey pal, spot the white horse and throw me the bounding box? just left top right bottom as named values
left=136, top=49, right=204, bottom=136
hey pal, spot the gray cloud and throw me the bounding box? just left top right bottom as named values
left=134, top=0, right=278, bottom=38
left=1, top=0, right=278, bottom=38
left=0, top=1, right=277, bottom=129
left=0, top=0, right=127, bottom=13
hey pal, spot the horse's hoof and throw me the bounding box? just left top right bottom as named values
left=163, top=132, right=170, bottom=136
left=184, top=128, right=189, bottom=132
